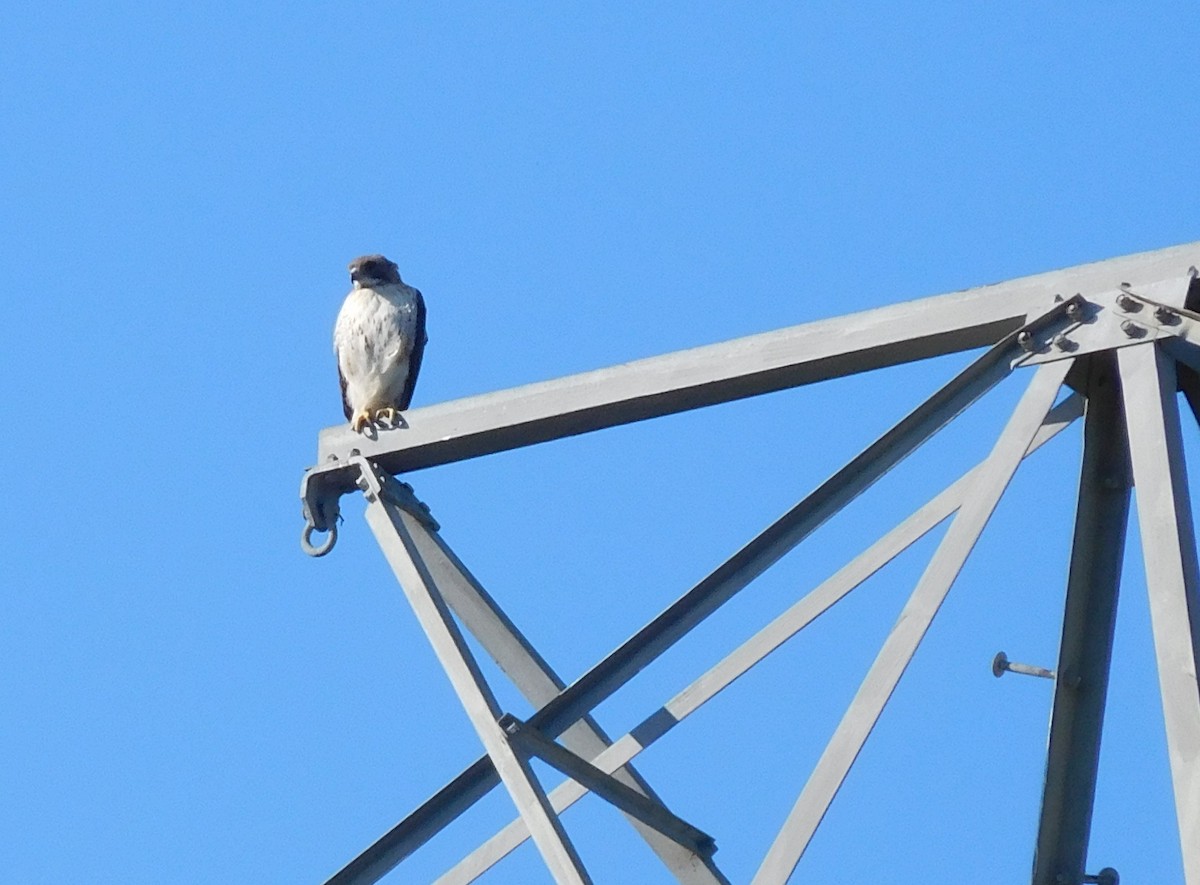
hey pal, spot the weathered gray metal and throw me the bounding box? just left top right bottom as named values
left=498, top=714, right=716, bottom=857
left=323, top=456, right=729, bottom=885
left=400, top=498, right=731, bottom=885
left=992, top=651, right=1056, bottom=680
left=304, top=242, right=1200, bottom=885
left=324, top=314, right=1069, bottom=881
left=311, top=242, right=1200, bottom=479
left=1031, top=355, right=1131, bottom=885
left=358, top=464, right=593, bottom=884
left=1120, top=343, right=1200, bottom=883
left=753, top=358, right=1073, bottom=885
left=435, top=395, right=1085, bottom=883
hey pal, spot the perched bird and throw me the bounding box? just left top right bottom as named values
left=334, top=254, right=428, bottom=432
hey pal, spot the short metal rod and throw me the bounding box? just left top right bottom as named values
left=992, top=651, right=1055, bottom=680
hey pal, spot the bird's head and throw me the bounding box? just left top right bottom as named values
left=348, top=254, right=401, bottom=288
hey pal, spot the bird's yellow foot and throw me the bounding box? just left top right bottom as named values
left=350, top=410, right=372, bottom=433
left=375, top=407, right=398, bottom=427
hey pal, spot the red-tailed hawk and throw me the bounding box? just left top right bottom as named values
left=334, top=255, right=428, bottom=432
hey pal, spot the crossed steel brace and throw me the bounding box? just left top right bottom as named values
left=301, top=242, right=1200, bottom=885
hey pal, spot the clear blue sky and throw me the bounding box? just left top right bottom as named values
left=4, top=4, right=1199, bottom=883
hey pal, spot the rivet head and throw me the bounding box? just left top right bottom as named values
left=1120, top=320, right=1145, bottom=338
left=992, top=651, right=1010, bottom=678
left=1017, top=330, right=1036, bottom=352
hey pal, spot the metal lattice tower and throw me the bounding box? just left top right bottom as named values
left=301, top=242, right=1200, bottom=885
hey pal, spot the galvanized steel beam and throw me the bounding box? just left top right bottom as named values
left=519, top=318, right=1038, bottom=744
left=358, top=465, right=593, bottom=885
left=499, top=715, right=717, bottom=858
left=328, top=504, right=729, bottom=885
left=315, top=243, right=1200, bottom=475
left=1031, top=355, right=1131, bottom=885
left=436, top=396, right=1084, bottom=883
left=309, top=244, right=1200, bottom=884
left=413, top=514, right=729, bottom=883
left=1176, top=363, right=1200, bottom=437
left=752, top=358, right=1073, bottom=884
left=339, top=325, right=1041, bottom=876
left=1119, top=343, right=1200, bottom=885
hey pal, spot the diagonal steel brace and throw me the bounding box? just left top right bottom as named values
left=437, top=394, right=1084, bottom=883
left=497, top=714, right=717, bottom=859
left=324, top=295, right=1087, bottom=881
left=322, top=460, right=727, bottom=884
left=357, top=461, right=592, bottom=884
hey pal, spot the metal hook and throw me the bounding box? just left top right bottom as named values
left=301, top=521, right=338, bottom=557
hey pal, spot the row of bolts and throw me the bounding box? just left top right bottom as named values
left=1017, top=287, right=1179, bottom=355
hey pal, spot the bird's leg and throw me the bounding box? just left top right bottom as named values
left=350, top=409, right=373, bottom=433
left=375, top=406, right=398, bottom=427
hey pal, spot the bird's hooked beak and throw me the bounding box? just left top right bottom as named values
left=348, top=255, right=399, bottom=288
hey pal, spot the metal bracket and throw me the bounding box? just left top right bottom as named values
left=497, top=714, right=717, bottom=858
left=300, top=459, right=359, bottom=557
left=1016, top=278, right=1199, bottom=369
left=1007, top=294, right=1089, bottom=366
left=386, top=480, right=439, bottom=529
left=300, top=455, right=438, bottom=557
